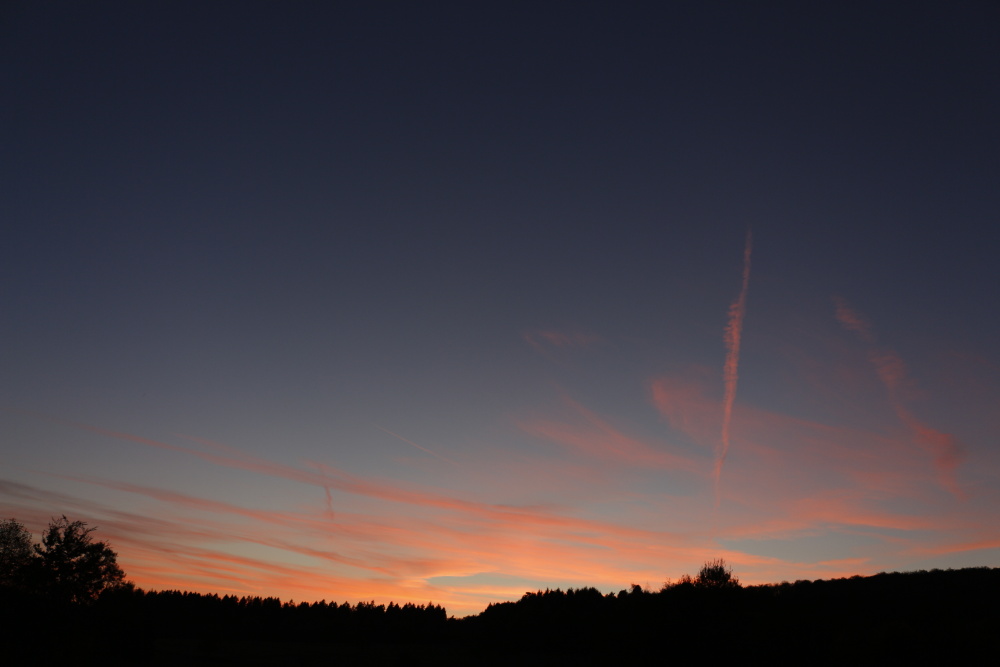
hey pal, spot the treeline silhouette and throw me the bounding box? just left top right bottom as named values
left=3, top=516, right=998, bottom=665
left=462, top=567, right=1000, bottom=664
left=6, top=567, right=998, bottom=665
left=2, top=584, right=449, bottom=664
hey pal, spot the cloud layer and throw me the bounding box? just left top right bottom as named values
left=1, top=280, right=994, bottom=618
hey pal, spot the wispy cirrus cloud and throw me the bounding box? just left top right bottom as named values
left=18, top=411, right=903, bottom=600
left=2, top=365, right=991, bottom=619
left=833, top=295, right=875, bottom=343
left=649, top=369, right=966, bottom=547
left=518, top=395, right=698, bottom=472
left=833, top=297, right=965, bottom=497
left=650, top=370, right=722, bottom=448
left=4, top=418, right=714, bottom=594
left=5, top=465, right=709, bottom=613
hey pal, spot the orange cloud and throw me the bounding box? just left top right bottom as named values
left=3, top=369, right=989, bottom=621
left=27, top=421, right=721, bottom=578
left=33, top=468, right=716, bottom=613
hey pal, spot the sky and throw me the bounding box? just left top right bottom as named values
left=2, top=1, right=999, bottom=617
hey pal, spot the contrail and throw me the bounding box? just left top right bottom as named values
left=374, top=424, right=459, bottom=466
left=716, top=230, right=753, bottom=505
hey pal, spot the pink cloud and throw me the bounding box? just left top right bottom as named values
left=518, top=395, right=698, bottom=472
left=650, top=370, right=722, bottom=447
left=36, top=468, right=714, bottom=610
left=3, top=370, right=991, bottom=620
left=916, top=536, right=1000, bottom=557
left=833, top=297, right=965, bottom=497
left=649, top=371, right=953, bottom=529
left=833, top=296, right=875, bottom=343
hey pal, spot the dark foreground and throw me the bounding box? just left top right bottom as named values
left=4, top=567, right=997, bottom=665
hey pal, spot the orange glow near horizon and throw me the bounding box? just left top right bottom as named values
left=2, top=289, right=996, bottom=618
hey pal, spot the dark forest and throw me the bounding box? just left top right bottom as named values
left=2, top=517, right=996, bottom=665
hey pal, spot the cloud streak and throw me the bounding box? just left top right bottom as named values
left=374, top=424, right=460, bottom=466
left=833, top=297, right=965, bottom=498
left=518, top=395, right=698, bottom=472
left=717, top=230, right=753, bottom=504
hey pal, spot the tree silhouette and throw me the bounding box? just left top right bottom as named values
left=695, top=558, right=740, bottom=589
left=33, top=516, right=126, bottom=603
left=0, top=518, right=33, bottom=589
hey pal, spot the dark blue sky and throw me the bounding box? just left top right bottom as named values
left=2, top=2, right=999, bottom=615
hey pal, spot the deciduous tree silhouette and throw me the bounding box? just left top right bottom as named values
left=695, top=558, right=740, bottom=589
left=33, top=516, right=126, bottom=603
left=0, top=518, right=33, bottom=589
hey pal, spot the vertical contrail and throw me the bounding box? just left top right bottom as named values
left=716, top=230, right=753, bottom=505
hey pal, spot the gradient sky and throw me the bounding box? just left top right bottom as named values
left=3, top=2, right=999, bottom=617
